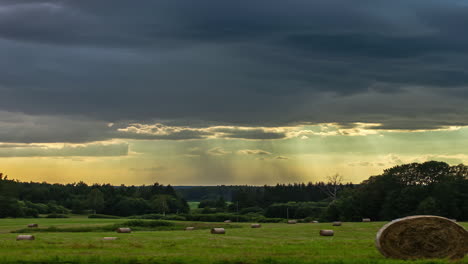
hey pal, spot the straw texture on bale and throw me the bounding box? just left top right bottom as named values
left=376, top=215, right=468, bottom=260
left=251, top=224, right=261, bottom=228
left=27, top=224, right=38, bottom=228
left=211, top=228, right=225, bottom=234
left=102, top=237, right=119, bottom=240
left=287, top=220, right=297, bottom=224
left=319, top=230, right=334, bottom=236
left=185, top=227, right=195, bottom=231
left=116, top=227, right=132, bottom=233
left=224, top=220, right=232, bottom=223
left=362, top=218, right=371, bottom=222
left=16, top=235, right=35, bottom=240
left=332, top=221, right=342, bottom=226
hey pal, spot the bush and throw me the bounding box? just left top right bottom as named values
left=130, top=214, right=186, bottom=221
left=22, top=208, right=39, bottom=218
left=129, top=214, right=164, bottom=219
left=201, top=207, right=223, bottom=214
left=88, top=214, right=120, bottom=219
left=47, top=203, right=70, bottom=214
left=24, top=201, right=49, bottom=214
left=0, top=197, right=24, bottom=218
left=119, top=220, right=175, bottom=228
left=257, top=217, right=285, bottom=223
left=161, top=215, right=186, bottom=221
left=264, top=202, right=327, bottom=219
left=46, top=213, right=69, bottom=218
left=185, top=213, right=250, bottom=222
left=303, top=216, right=318, bottom=223
left=239, top=207, right=264, bottom=214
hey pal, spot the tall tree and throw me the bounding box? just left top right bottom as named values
left=86, top=188, right=104, bottom=214
left=320, top=173, right=344, bottom=200
left=151, top=195, right=171, bottom=216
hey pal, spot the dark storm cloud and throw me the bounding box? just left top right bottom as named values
left=0, top=111, right=113, bottom=143
left=0, top=0, right=468, bottom=132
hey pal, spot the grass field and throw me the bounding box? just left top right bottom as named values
left=188, top=202, right=200, bottom=210
left=0, top=217, right=466, bottom=264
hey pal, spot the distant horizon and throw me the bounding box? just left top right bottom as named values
left=1, top=175, right=359, bottom=187
left=1, top=159, right=462, bottom=186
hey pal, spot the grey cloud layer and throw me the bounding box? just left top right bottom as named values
left=0, top=112, right=291, bottom=143
left=0, top=142, right=128, bottom=157
left=1, top=0, right=468, bottom=130
left=0, top=111, right=111, bottom=143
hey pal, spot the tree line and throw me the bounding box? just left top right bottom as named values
left=324, top=161, right=468, bottom=221
left=0, top=175, right=189, bottom=218
left=192, top=162, right=468, bottom=221
left=193, top=181, right=354, bottom=219
left=1, top=161, right=467, bottom=221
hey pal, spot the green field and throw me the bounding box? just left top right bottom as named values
left=188, top=202, right=200, bottom=210
left=0, top=217, right=466, bottom=264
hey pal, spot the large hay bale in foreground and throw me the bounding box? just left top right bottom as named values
left=287, top=220, right=297, bottom=224
left=27, top=224, right=38, bottom=228
left=251, top=224, right=261, bottom=228
left=102, top=237, right=119, bottom=241
left=320, top=230, right=334, bottom=236
left=16, top=235, right=35, bottom=241
left=376, top=215, right=468, bottom=260
left=362, top=218, right=371, bottom=222
left=116, top=227, right=132, bottom=233
left=185, top=227, right=195, bottom=231
left=211, top=228, right=225, bottom=234
left=332, top=221, right=342, bottom=226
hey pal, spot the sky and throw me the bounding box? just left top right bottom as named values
left=1, top=0, right=468, bottom=185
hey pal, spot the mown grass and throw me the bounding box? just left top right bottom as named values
left=0, top=217, right=466, bottom=264
left=12, top=220, right=241, bottom=233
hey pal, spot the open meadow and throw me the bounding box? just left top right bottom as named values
left=0, top=217, right=466, bottom=264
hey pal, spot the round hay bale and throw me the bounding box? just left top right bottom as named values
left=102, top=237, right=119, bottom=241
left=211, top=228, right=225, bottom=234
left=375, top=215, right=468, bottom=260
left=116, top=227, right=132, bottom=233
left=224, top=220, right=232, bottom=223
left=16, top=235, right=35, bottom=241
left=287, top=220, right=297, bottom=224
left=332, top=221, right=342, bottom=226
left=185, top=227, right=195, bottom=231
left=362, top=218, right=371, bottom=222
left=320, top=230, right=334, bottom=236
left=312, top=221, right=319, bottom=223
left=27, top=224, right=38, bottom=228
left=251, top=224, right=261, bottom=228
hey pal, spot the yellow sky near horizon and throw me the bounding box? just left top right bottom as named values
left=1, top=124, right=467, bottom=186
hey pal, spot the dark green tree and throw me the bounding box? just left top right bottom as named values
left=86, top=189, right=105, bottom=214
